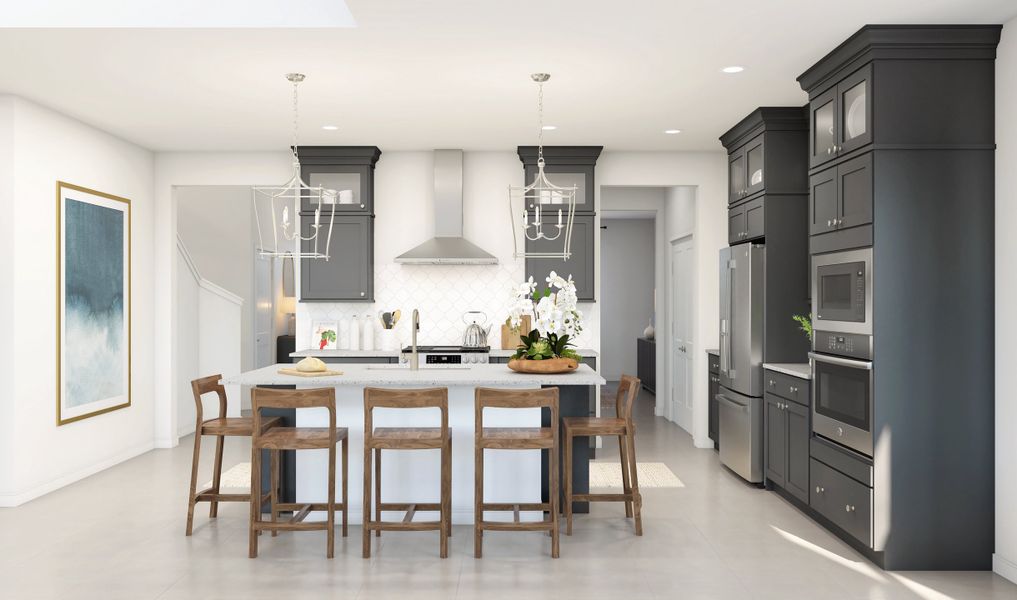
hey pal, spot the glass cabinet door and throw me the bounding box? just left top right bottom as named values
left=837, top=65, right=872, bottom=154
left=745, top=136, right=765, bottom=196
left=302, top=165, right=371, bottom=213
left=810, top=88, right=837, bottom=168
left=729, top=152, right=745, bottom=203
left=525, top=167, right=591, bottom=212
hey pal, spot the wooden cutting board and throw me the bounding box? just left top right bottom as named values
left=501, top=315, right=531, bottom=350
left=277, top=368, right=343, bottom=377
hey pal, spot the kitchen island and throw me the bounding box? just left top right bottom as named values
left=222, top=363, right=605, bottom=524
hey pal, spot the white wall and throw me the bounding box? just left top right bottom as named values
left=0, top=97, right=16, bottom=499
left=593, top=153, right=727, bottom=447
left=176, top=251, right=200, bottom=437
left=600, top=217, right=655, bottom=380
left=995, top=16, right=1017, bottom=585
left=0, top=96, right=156, bottom=506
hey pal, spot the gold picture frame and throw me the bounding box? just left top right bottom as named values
left=56, top=181, right=132, bottom=426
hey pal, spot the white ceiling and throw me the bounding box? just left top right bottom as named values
left=1, top=0, right=1014, bottom=152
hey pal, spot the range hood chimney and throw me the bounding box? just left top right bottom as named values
left=395, top=149, right=498, bottom=265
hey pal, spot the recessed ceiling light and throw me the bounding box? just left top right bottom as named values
left=721, top=66, right=744, bottom=74
left=542, top=125, right=557, bottom=131
left=664, top=129, right=682, bottom=135
left=322, top=125, right=339, bottom=131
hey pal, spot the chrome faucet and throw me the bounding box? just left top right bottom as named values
left=410, top=309, right=420, bottom=370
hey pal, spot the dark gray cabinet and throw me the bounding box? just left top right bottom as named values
left=525, top=214, right=595, bottom=301
left=300, top=216, right=374, bottom=301
left=810, top=457, right=873, bottom=547
left=809, top=153, right=872, bottom=236
left=296, top=146, right=381, bottom=303
left=809, top=64, right=872, bottom=169
left=764, top=369, right=810, bottom=504
left=518, top=146, right=602, bottom=215
left=722, top=108, right=809, bottom=206
left=729, top=134, right=766, bottom=203
left=707, top=352, right=720, bottom=449
left=728, top=196, right=764, bottom=244
left=636, top=338, right=655, bottom=393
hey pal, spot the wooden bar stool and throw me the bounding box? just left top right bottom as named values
left=249, top=387, right=348, bottom=558
left=474, top=387, right=560, bottom=559
left=563, top=374, right=642, bottom=536
left=362, top=387, right=451, bottom=559
left=186, top=375, right=281, bottom=536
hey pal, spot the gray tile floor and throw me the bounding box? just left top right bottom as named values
left=0, top=387, right=1013, bottom=599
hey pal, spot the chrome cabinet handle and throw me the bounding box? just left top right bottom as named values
left=845, top=505, right=856, bottom=513
left=827, top=147, right=832, bottom=155
left=815, top=486, right=825, bottom=494
left=827, top=220, right=832, bottom=227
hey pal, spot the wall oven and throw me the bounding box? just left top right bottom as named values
left=809, top=351, right=873, bottom=456
left=812, top=247, right=872, bottom=336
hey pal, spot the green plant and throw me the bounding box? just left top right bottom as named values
left=511, top=329, right=581, bottom=361
left=792, top=313, right=813, bottom=341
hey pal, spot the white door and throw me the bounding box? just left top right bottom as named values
left=670, top=237, right=694, bottom=432
left=254, top=254, right=274, bottom=368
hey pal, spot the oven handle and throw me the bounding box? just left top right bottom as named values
left=808, top=352, right=873, bottom=370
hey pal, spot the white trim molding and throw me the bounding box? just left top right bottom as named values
left=176, top=234, right=243, bottom=306
left=995, top=553, right=1017, bottom=584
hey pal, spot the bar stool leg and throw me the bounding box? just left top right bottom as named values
left=564, top=430, right=574, bottom=536
left=550, top=442, right=560, bottom=558
left=209, top=435, right=225, bottom=518
left=374, top=448, right=382, bottom=537
left=270, top=450, right=279, bottom=537
left=362, top=444, right=373, bottom=558
left=327, top=441, right=336, bottom=559
left=625, top=428, right=643, bottom=536
left=444, top=437, right=453, bottom=539
left=619, top=433, right=633, bottom=518
left=474, top=443, right=483, bottom=559
left=341, top=436, right=349, bottom=537
left=249, top=445, right=262, bottom=558
left=185, top=430, right=201, bottom=536
left=439, top=437, right=450, bottom=558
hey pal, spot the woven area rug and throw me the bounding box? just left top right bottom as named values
left=201, top=462, right=252, bottom=490
left=589, top=462, right=684, bottom=488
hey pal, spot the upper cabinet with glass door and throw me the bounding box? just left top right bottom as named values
left=517, top=146, right=603, bottom=215
left=296, top=146, right=383, bottom=214
left=720, top=107, right=809, bottom=206
left=808, top=65, right=872, bottom=169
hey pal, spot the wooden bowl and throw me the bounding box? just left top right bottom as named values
left=507, top=357, right=579, bottom=374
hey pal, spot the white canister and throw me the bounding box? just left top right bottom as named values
left=338, top=318, right=351, bottom=350
left=349, top=315, right=361, bottom=351
left=377, top=329, right=398, bottom=352
left=362, top=314, right=375, bottom=351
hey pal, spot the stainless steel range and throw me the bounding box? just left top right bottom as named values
left=400, top=345, right=491, bottom=366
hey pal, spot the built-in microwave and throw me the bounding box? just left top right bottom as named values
left=809, top=351, right=873, bottom=457
left=812, top=247, right=872, bottom=336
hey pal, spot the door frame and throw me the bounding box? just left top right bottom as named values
left=668, top=233, right=696, bottom=431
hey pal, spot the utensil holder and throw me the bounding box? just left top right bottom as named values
left=378, top=329, right=398, bottom=352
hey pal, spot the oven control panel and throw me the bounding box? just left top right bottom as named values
left=815, top=331, right=872, bottom=360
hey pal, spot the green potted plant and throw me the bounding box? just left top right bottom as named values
left=506, top=272, right=583, bottom=374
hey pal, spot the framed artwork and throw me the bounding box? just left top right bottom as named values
left=57, top=181, right=131, bottom=425
left=312, top=320, right=338, bottom=350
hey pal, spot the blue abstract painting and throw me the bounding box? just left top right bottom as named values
left=58, top=183, right=130, bottom=424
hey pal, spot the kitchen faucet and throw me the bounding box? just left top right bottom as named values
left=410, top=309, right=420, bottom=370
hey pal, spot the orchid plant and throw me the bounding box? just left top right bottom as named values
left=508, top=271, right=583, bottom=361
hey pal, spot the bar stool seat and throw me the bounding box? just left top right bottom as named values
left=258, top=427, right=349, bottom=450
left=478, top=427, right=554, bottom=448
left=199, top=416, right=281, bottom=437
left=372, top=427, right=445, bottom=448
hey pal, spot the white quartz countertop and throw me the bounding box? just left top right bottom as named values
left=291, top=348, right=599, bottom=359
left=763, top=363, right=812, bottom=380
left=223, top=363, right=606, bottom=387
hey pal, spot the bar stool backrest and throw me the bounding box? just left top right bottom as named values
left=474, top=387, right=560, bottom=431
left=251, top=387, right=336, bottom=441
left=616, top=375, right=642, bottom=423
left=364, top=387, right=449, bottom=437
left=191, top=374, right=228, bottom=424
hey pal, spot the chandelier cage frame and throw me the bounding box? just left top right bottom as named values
left=508, top=73, right=578, bottom=261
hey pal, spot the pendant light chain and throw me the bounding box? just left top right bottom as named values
left=537, top=79, right=545, bottom=167
left=291, top=75, right=301, bottom=163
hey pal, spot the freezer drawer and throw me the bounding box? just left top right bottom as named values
left=717, top=386, right=763, bottom=483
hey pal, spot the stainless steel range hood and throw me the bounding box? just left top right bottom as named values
left=395, top=150, right=498, bottom=265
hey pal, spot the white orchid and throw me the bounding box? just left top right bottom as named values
left=508, top=272, right=583, bottom=338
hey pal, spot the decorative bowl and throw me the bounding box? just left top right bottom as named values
left=507, top=357, right=579, bottom=374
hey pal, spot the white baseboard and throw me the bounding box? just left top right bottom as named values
left=154, top=436, right=180, bottom=449
left=693, top=436, right=715, bottom=449
left=0, top=440, right=155, bottom=507
left=994, top=553, right=1017, bottom=584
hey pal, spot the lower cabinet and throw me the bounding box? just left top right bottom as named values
left=764, top=369, right=810, bottom=504
left=810, top=458, right=873, bottom=547
left=707, top=352, right=720, bottom=448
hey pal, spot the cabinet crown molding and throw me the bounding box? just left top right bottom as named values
left=719, top=106, right=808, bottom=152
left=517, top=145, right=603, bottom=166
left=295, top=145, right=382, bottom=167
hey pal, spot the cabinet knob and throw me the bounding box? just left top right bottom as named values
left=769, top=379, right=775, bottom=386
left=827, top=147, right=833, bottom=155
left=360, top=292, right=366, bottom=297
left=359, top=203, right=365, bottom=209
left=845, top=505, right=856, bottom=513
left=791, top=386, right=797, bottom=393
left=815, top=486, right=825, bottom=494
left=827, top=220, right=832, bottom=227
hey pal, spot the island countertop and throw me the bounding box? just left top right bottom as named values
left=222, top=362, right=606, bottom=387
left=289, top=348, right=599, bottom=359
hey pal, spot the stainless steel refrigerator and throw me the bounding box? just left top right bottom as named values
left=717, top=243, right=765, bottom=483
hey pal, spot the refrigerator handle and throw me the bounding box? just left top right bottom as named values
left=721, top=258, right=734, bottom=377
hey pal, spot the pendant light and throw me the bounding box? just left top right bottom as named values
left=508, top=73, right=578, bottom=260
left=253, top=73, right=338, bottom=260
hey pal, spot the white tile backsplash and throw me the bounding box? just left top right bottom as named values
left=296, top=263, right=598, bottom=352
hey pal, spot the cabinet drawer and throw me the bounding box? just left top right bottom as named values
left=810, top=458, right=872, bottom=547
left=708, top=353, right=720, bottom=374
left=764, top=370, right=809, bottom=406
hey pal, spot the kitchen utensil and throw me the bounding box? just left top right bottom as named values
left=379, top=311, right=393, bottom=329
left=462, top=311, right=492, bottom=348
left=391, top=309, right=402, bottom=327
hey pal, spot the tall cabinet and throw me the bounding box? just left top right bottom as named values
left=517, top=146, right=602, bottom=302
left=297, top=146, right=382, bottom=302
left=796, top=25, right=999, bottom=570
